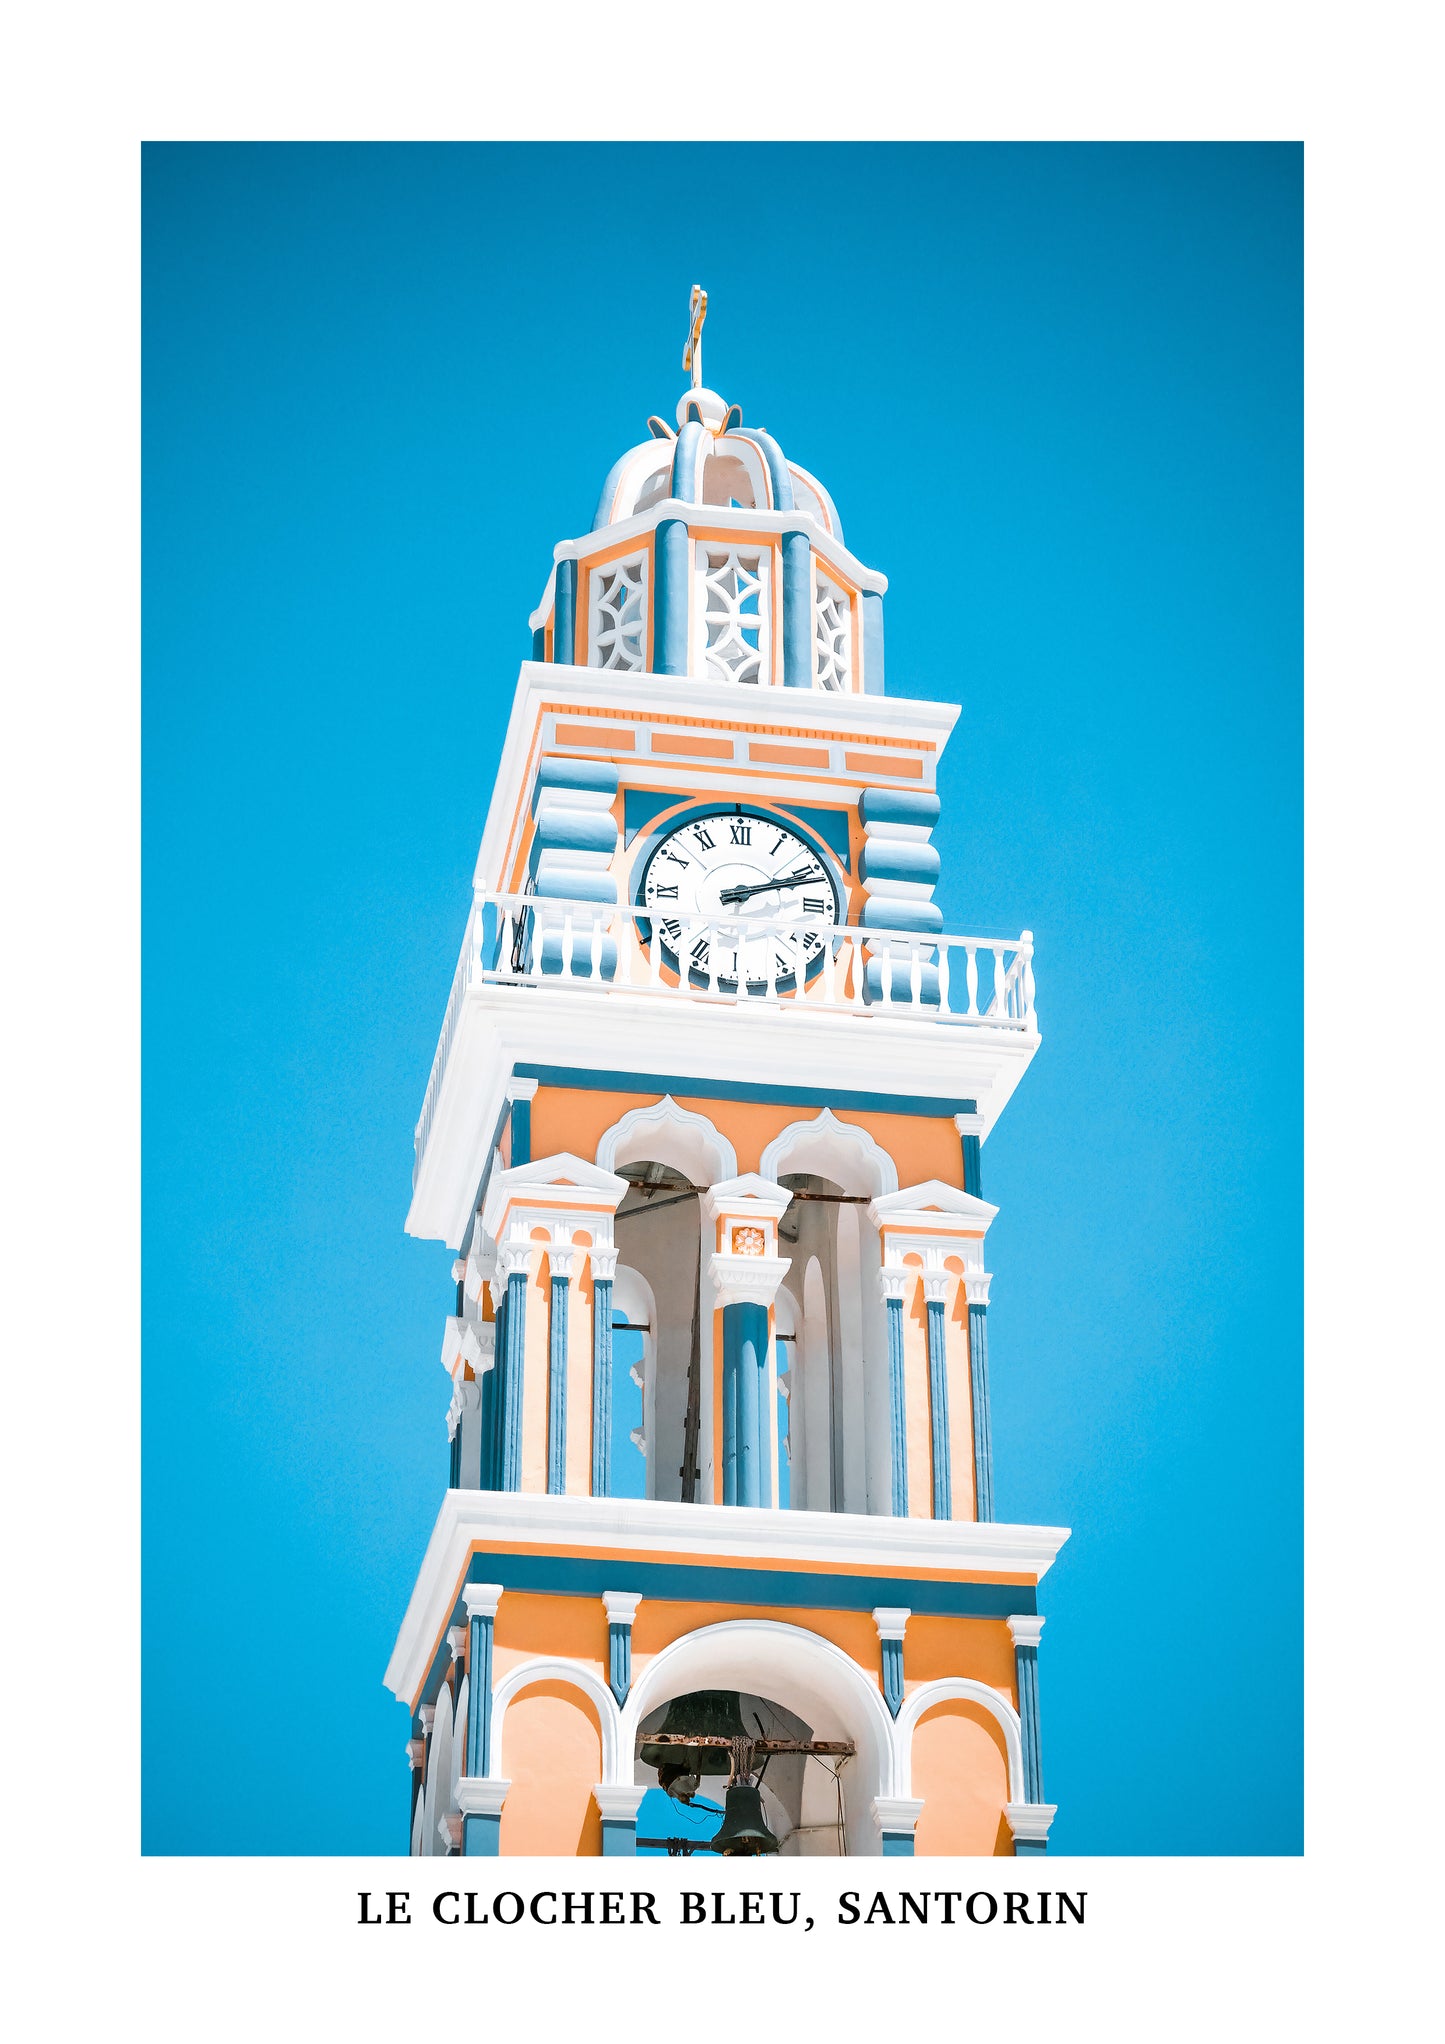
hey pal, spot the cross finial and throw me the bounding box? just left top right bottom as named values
left=683, top=284, right=707, bottom=389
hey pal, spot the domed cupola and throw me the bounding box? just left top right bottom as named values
left=529, top=288, right=886, bottom=693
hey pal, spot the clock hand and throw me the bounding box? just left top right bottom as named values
left=717, top=865, right=820, bottom=906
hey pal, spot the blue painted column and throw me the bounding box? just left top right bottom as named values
left=594, top=1786, right=648, bottom=1855
left=732, top=1303, right=768, bottom=1507
left=967, top=1281, right=995, bottom=1522
left=781, top=529, right=813, bottom=687
left=653, top=518, right=690, bottom=674
left=880, top=1272, right=909, bottom=1516
left=1009, top=1614, right=1047, bottom=1851
left=602, top=1592, right=641, bottom=1706
left=923, top=1275, right=952, bottom=1520
left=498, top=1257, right=529, bottom=1492
left=461, top=1583, right=504, bottom=1855
left=860, top=587, right=885, bottom=693
left=873, top=1608, right=910, bottom=1718
left=874, top=1798, right=924, bottom=1856
left=953, top=1106, right=983, bottom=1197
left=554, top=558, right=578, bottom=667
left=547, top=1249, right=572, bottom=1494
left=503, top=1077, right=537, bottom=1169
left=591, top=1260, right=615, bottom=1497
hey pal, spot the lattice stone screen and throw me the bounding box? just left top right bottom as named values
left=589, top=550, right=649, bottom=671
left=814, top=566, right=853, bottom=692
left=697, top=544, right=771, bottom=685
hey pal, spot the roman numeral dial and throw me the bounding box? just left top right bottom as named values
left=639, top=810, right=844, bottom=989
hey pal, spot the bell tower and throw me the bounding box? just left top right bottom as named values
left=385, top=293, right=1069, bottom=1859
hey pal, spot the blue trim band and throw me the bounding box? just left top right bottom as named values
left=601, top=1819, right=638, bottom=1856
left=547, top=1273, right=569, bottom=1494
left=654, top=518, right=690, bottom=675
left=969, top=1303, right=994, bottom=1523
left=925, top=1296, right=952, bottom=1521
left=859, top=788, right=941, bottom=830
left=413, top=1560, right=1037, bottom=1717
left=781, top=529, right=812, bottom=687
left=534, top=758, right=621, bottom=804
left=592, top=1278, right=613, bottom=1497
left=885, top=1295, right=908, bottom=1517
left=513, top=1064, right=976, bottom=1123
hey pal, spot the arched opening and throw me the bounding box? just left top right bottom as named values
left=622, top=1620, right=896, bottom=1857
left=910, top=1699, right=1013, bottom=1856
left=632, top=1690, right=849, bottom=1857
left=611, top=1159, right=704, bottom=1503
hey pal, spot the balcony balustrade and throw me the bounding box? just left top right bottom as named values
left=414, top=892, right=1037, bottom=1177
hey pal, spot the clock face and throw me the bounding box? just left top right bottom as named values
left=639, top=811, right=843, bottom=988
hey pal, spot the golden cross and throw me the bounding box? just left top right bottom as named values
left=682, top=284, right=707, bottom=388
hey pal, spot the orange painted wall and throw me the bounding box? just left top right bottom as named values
left=529, top=1086, right=963, bottom=1189
left=911, top=1700, right=1014, bottom=1856
left=497, top=1681, right=603, bottom=1856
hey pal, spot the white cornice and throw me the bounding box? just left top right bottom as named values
left=407, top=986, right=1038, bottom=1248
left=1004, top=1802, right=1057, bottom=1842
left=473, top=661, right=960, bottom=894
left=869, top=1181, right=999, bottom=1233
left=455, top=1776, right=510, bottom=1817
left=1007, top=1613, right=1045, bottom=1650
left=383, top=1490, right=1071, bottom=1706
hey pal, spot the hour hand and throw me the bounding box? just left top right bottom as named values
left=718, top=866, right=818, bottom=906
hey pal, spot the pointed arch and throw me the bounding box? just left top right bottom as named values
left=760, top=1108, right=898, bottom=1196
left=595, top=1094, right=737, bottom=1184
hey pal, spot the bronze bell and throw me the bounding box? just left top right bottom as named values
left=709, top=1782, right=780, bottom=1856
left=639, top=1690, right=750, bottom=1778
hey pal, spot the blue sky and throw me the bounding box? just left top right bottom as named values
left=142, top=142, right=1301, bottom=1855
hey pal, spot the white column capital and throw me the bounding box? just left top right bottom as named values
left=592, top=1783, right=648, bottom=1823
left=963, top=1271, right=993, bottom=1306
left=703, top=1173, right=793, bottom=1226
left=709, top=1250, right=791, bottom=1312
left=877, top=1261, right=911, bottom=1303
left=953, top=1111, right=986, bottom=1139
left=921, top=1270, right=950, bottom=1305
left=872, top=1795, right=925, bottom=1835
left=417, top=1704, right=436, bottom=1737
left=446, top=1625, right=468, bottom=1662
left=455, top=1776, right=511, bottom=1818
left=872, top=1606, right=911, bottom=1643
left=548, top=1235, right=577, bottom=1282
left=591, top=1243, right=619, bottom=1282
left=1004, top=1801, right=1057, bottom=1843
left=462, top=1582, right=504, bottom=1622
left=437, top=1811, right=464, bottom=1853
left=602, top=1591, right=642, bottom=1627
left=406, top=1738, right=426, bottom=1770
left=503, top=1076, right=540, bottom=1104
left=1007, top=1614, right=1045, bottom=1651
left=494, top=1238, right=533, bottom=1283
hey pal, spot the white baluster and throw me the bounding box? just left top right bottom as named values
left=909, top=942, right=922, bottom=1004
left=965, top=943, right=979, bottom=1017
left=936, top=937, right=950, bottom=1013
left=649, top=906, right=663, bottom=986
left=1021, top=930, right=1035, bottom=1025
left=821, top=928, right=836, bottom=1006
left=589, top=907, right=602, bottom=981
left=880, top=946, right=894, bottom=1004
left=561, top=910, right=574, bottom=979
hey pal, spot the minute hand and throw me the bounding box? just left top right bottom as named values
left=717, top=866, right=821, bottom=906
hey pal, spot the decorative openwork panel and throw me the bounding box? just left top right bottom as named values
left=697, top=545, right=771, bottom=685
left=814, top=565, right=853, bottom=692
left=589, top=550, right=649, bottom=671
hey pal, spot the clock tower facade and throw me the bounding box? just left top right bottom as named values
left=385, top=326, right=1068, bottom=1858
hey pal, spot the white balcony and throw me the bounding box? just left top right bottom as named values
left=413, top=892, right=1038, bottom=1193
